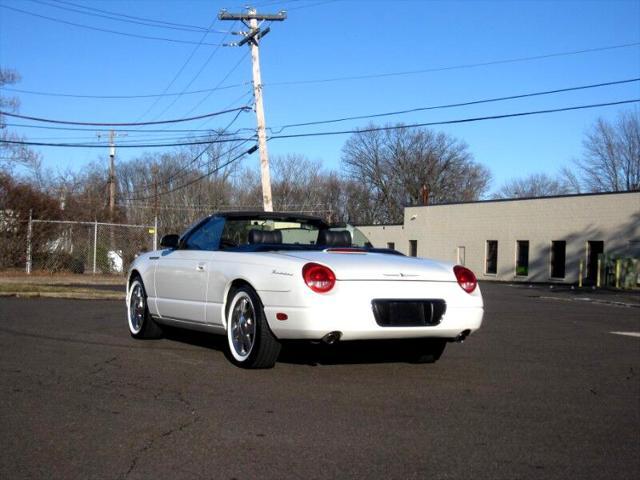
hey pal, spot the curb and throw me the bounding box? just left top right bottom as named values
left=0, top=291, right=123, bottom=301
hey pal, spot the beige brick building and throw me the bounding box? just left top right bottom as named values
left=357, top=191, right=640, bottom=284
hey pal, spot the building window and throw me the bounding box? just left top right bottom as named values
left=409, top=240, right=417, bottom=257
left=387, top=242, right=395, bottom=250
left=457, top=246, right=466, bottom=266
left=550, top=241, right=566, bottom=278
left=516, top=240, right=529, bottom=276
left=485, top=240, right=498, bottom=275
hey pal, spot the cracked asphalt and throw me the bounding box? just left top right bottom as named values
left=0, top=283, right=638, bottom=479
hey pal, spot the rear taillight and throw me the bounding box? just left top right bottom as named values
left=302, top=263, right=336, bottom=293
left=453, top=265, right=477, bottom=294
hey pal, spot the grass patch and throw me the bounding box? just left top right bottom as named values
left=0, top=283, right=123, bottom=300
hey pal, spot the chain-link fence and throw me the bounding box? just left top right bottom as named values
left=26, top=219, right=156, bottom=275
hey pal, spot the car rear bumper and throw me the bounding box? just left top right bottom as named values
left=264, top=305, right=483, bottom=341
left=260, top=280, right=484, bottom=341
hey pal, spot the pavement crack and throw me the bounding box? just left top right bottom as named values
left=125, top=416, right=199, bottom=478
left=177, top=391, right=195, bottom=411
left=89, top=355, right=119, bottom=375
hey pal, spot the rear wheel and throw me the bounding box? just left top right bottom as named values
left=127, top=277, right=163, bottom=339
left=226, top=286, right=281, bottom=369
left=407, top=338, right=447, bottom=364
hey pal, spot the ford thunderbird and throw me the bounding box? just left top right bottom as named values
left=126, top=212, right=483, bottom=368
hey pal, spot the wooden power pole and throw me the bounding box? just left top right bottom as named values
left=218, top=7, right=286, bottom=212
left=97, top=129, right=127, bottom=221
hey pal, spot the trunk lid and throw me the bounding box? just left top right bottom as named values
left=276, top=250, right=455, bottom=282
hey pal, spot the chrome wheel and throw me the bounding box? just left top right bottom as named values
left=128, top=281, right=145, bottom=334
left=229, top=292, right=256, bottom=360
left=126, top=277, right=162, bottom=339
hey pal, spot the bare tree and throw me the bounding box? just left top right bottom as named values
left=578, top=110, right=640, bottom=192
left=493, top=172, right=573, bottom=199
left=270, top=154, right=329, bottom=214
left=0, top=173, right=62, bottom=268
left=341, top=125, right=491, bottom=223
left=0, top=69, right=42, bottom=178
left=558, top=166, right=582, bottom=194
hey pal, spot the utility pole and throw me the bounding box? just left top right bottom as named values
left=218, top=7, right=286, bottom=212
left=152, top=163, right=159, bottom=219
left=97, top=129, right=127, bottom=221
left=152, top=163, right=159, bottom=251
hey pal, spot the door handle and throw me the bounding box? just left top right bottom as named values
left=196, top=264, right=206, bottom=271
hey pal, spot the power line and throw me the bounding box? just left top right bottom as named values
left=160, top=138, right=253, bottom=187
left=29, top=0, right=222, bottom=34
left=37, top=73, right=629, bottom=140
left=4, top=121, right=256, bottom=135
left=22, top=130, right=250, bottom=144
left=49, top=0, right=213, bottom=32
left=119, top=137, right=253, bottom=199
left=193, top=89, right=255, bottom=131
left=150, top=110, right=252, bottom=186
left=286, top=0, right=341, bottom=10
left=0, top=136, right=253, bottom=149
left=0, top=106, right=250, bottom=126
left=269, top=78, right=640, bottom=133
left=267, top=42, right=640, bottom=87
left=134, top=17, right=222, bottom=122
left=134, top=138, right=254, bottom=195
left=267, top=99, right=640, bottom=140
left=127, top=145, right=258, bottom=201
left=0, top=83, right=251, bottom=100
left=17, top=134, right=211, bottom=143
left=4, top=42, right=637, bottom=100
left=12, top=78, right=635, bottom=140
left=7, top=76, right=630, bottom=138
left=0, top=4, right=224, bottom=46
left=152, top=25, right=243, bottom=121
left=5, top=99, right=638, bottom=149
left=136, top=128, right=253, bottom=196
left=182, top=51, right=250, bottom=117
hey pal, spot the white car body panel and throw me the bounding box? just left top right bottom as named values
left=129, top=248, right=484, bottom=342
left=153, top=249, right=211, bottom=323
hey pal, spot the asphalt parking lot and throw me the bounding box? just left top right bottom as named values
left=0, top=283, right=638, bottom=479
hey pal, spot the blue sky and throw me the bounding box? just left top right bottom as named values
left=1, top=0, right=639, bottom=193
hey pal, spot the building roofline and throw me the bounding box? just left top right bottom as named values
left=406, top=189, right=640, bottom=209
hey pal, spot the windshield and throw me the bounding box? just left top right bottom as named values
left=179, top=214, right=375, bottom=252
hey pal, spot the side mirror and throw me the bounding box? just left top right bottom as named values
left=160, top=234, right=180, bottom=249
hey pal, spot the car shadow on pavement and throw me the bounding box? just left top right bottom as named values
left=162, top=327, right=427, bottom=366
left=279, top=340, right=429, bottom=366
left=162, top=327, right=228, bottom=352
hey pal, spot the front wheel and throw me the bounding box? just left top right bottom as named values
left=127, top=277, right=163, bottom=339
left=226, top=286, right=281, bottom=369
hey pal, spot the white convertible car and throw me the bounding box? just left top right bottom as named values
left=127, top=212, right=483, bottom=368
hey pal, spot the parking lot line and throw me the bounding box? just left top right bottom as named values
left=609, top=331, right=640, bottom=338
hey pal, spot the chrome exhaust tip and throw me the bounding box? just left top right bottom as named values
left=455, top=329, right=471, bottom=343
left=322, top=331, right=342, bottom=345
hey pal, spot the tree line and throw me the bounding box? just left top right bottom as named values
left=2, top=67, right=639, bottom=240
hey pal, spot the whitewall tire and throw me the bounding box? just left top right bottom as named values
left=127, top=277, right=162, bottom=339
left=226, top=286, right=281, bottom=369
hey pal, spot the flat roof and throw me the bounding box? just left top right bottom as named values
left=354, top=190, right=639, bottom=227
left=407, top=189, right=639, bottom=209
